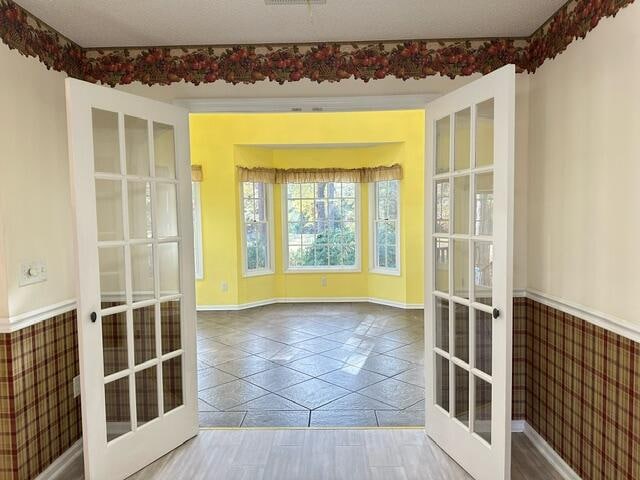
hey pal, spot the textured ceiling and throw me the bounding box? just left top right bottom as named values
left=16, top=0, right=566, bottom=48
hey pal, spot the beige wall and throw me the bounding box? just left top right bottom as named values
left=527, top=1, right=640, bottom=323
left=0, top=44, right=75, bottom=318
left=6, top=3, right=636, bottom=322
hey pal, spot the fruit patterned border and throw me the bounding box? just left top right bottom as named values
left=0, top=0, right=635, bottom=86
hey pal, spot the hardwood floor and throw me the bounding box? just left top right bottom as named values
left=60, top=429, right=563, bottom=479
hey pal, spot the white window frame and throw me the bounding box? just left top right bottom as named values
left=282, top=182, right=361, bottom=273
left=369, top=180, right=401, bottom=276
left=192, top=182, right=204, bottom=280
left=240, top=182, right=275, bottom=277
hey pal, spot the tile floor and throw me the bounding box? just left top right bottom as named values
left=197, top=302, right=425, bottom=427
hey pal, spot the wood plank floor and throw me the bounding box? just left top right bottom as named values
left=60, top=429, right=563, bottom=480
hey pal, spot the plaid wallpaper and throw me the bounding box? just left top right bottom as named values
left=0, top=298, right=636, bottom=479
left=0, top=310, right=81, bottom=480
left=525, top=298, right=640, bottom=480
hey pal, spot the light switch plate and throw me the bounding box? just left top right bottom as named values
left=19, top=260, right=47, bottom=287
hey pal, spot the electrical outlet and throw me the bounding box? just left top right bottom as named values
left=73, top=376, right=80, bottom=398
left=19, top=260, right=47, bottom=287
left=321, top=277, right=327, bottom=287
left=221, top=281, right=229, bottom=293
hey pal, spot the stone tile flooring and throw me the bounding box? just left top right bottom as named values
left=197, top=303, right=425, bottom=427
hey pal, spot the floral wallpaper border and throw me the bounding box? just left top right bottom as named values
left=0, top=0, right=635, bottom=86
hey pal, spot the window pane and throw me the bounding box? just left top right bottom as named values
left=435, top=180, right=449, bottom=234
left=435, top=238, right=449, bottom=293
left=474, top=173, right=493, bottom=236
left=124, top=115, right=150, bottom=177
left=96, top=179, right=123, bottom=241
left=92, top=109, right=120, bottom=174
left=476, top=99, right=494, bottom=167
left=105, top=377, right=131, bottom=442
left=153, top=122, right=176, bottom=179
left=286, top=182, right=358, bottom=269
left=436, top=116, right=450, bottom=174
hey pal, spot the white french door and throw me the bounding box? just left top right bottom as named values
left=65, top=78, right=198, bottom=480
left=424, top=65, right=515, bottom=480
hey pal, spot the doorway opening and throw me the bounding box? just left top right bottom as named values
left=189, top=109, right=427, bottom=428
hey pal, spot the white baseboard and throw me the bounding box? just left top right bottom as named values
left=521, top=422, right=581, bottom=480
left=34, top=439, right=83, bottom=480
left=197, top=296, right=424, bottom=311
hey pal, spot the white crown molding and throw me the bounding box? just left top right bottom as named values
left=0, top=299, right=77, bottom=334
left=175, top=94, right=437, bottom=113
left=524, top=288, right=640, bottom=344
left=34, top=439, right=83, bottom=480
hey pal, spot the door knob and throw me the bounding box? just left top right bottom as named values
left=492, top=308, right=499, bottom=319
left=90, top=312, right=97, bottom=323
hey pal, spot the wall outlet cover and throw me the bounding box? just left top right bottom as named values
left=73, top=375, right=80, bottom=398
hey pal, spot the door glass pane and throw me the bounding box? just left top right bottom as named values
left=435, top=116, right=450, bottom=174
left=102, top=311, right=128, bottom=376
left=475, top=309, right=492, bottom=375
left=474, top=172, right=493, bottom=236
left=435, top=297, right=449, bottom=352
left=128, top=181, right=152, bottom=240
left=454, top=303, right=469, bottom=363
left=157, top=183, right=178, bottom=238
left=153, top=122, right=176, bottom=179
left=435, top=180, right=450, bottom=233
left=105, top=377, right=131, bottom=442
left=131, top=244, right=154, bottom=302
left=435, top=354, right=450, bottom=412
left=163, top=356, right=183, bottom=413
left=474, top=242, right=493, bottom=306
left=124, top=115, right=150, bottom=177
left=453, top=240, right=469, bottom=299
left=96, top=179, right=123, bottom=241
left=136, top=366, right=159, bottom=426
left=133, top=305, right=156, bottom=365
left=161, top=300, right=181, bottom=354
left=454, top=108, right=471, bottom=171
left=474, top=376, right=492, bottom=444
left=99, top=247, right=126, bottom=308
left=476, top=99, right=494, bottom=167
left=159, top=242, right=180, bottom=297
left=434, top=238, right=449, bottom=293
left=92, top=109, right=120, bottom=174
left=453, top=176, right=470, bottom=234
left=454, top=365, right=470, bottom=427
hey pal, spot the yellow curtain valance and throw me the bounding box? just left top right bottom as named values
left=191, top=165, right=203, bottom=182
left=236, top=164, right=402, bottom=184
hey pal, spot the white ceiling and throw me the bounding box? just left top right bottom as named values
left=17, top=0, right=565, bottom=48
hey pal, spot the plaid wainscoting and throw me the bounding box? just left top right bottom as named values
left=0, top=310, right=81, bottom=480
left=525, top=298, right=640, bottom=480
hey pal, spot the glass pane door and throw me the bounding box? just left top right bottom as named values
left=433, top=100, right=496, bottom=444
left=94, top=110, right=185, bottom=442
left=425, top=65, right=514, bottom=480
left=67, top=78, right=197, bottom=480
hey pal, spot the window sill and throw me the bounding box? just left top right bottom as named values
left=284, top=267, right=362, bottom=274
left=243, top=269, right=275, bottom=278
left=370, top=267, right=401, bottom=277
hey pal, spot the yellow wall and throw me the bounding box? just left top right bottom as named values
left=190, top=111, right=425, bottom=307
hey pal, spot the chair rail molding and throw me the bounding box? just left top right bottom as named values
left=0, top=298, right=77, bottom=333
